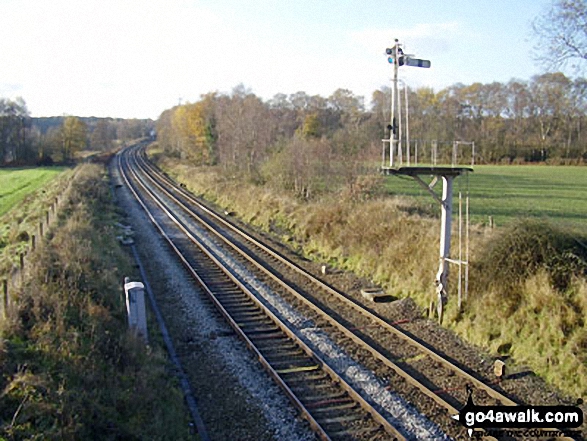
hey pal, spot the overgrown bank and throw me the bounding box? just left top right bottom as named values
left=0, top=164, right=189, bottom=439
left=150, top=150, right=587, bottom=399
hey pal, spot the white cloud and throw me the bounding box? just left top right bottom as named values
left=351, top=21, right=462, bottom=56
left=0, top=1, right=485, bottom=118
left=0, top=0, right=245, bottom=117
left=349, top=22, right=470, bottom=93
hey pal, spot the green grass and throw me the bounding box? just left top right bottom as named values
left=0, top=165, right=191, bottom=440
left=153, top=153, right=587, bottom=397
left=0, top=167, right=67, bottom=217
left=382, top=165, right=587, bottom=227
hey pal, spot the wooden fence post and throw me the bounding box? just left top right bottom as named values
left=2, top=279, right=7, bottom=318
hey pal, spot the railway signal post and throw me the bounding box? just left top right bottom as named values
left=381, top=39, right=472, bottom=324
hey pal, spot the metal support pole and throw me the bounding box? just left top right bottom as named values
left=398, top=82, right=403, bottom=166
left=405, top=83, right=410, bottom=166
left=465, top=189, right=470, bottom=301
left=452, top=141, right=457, bottom=166
left=458, top=191, right=463, bottom=311
left=472, top=142, right=476, bottom=166
left=390, top=73, right=397, bottom=167
left=390, top=40, right=400, bottom=167
left=435, top=175, right=454, bottom=323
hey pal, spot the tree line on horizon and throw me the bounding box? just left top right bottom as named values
left=159, top=72, right=587, bottom=166
left=0, top=98, right=153, bottom=166
left=154, top=72, right=587, bottom=198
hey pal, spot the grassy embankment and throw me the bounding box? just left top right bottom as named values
left=149, top=145, right=587, bottom=399
left=0, top=164, right=190, bottom=439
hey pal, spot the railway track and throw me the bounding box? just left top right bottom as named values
left=118, top=146, right=405, bottom=440
left=120, top=143, right=574, bottom=440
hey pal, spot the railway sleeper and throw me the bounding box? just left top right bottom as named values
left=281, top=372, right=329, bottom=384
left=221, top=304, right=261, bottom=314
left=209, top=290, right=246, bottom=300
left=205, top=282, right=240, bottom=290
left=231, top=313, right=268, bottom=323
left=268, top=355, right=318, bottom=368
left=242, top=326, right=280, bottom=335
left=213, top=290, right=250, bottom=300
left=310, top=401, right=358, bottom=414
left=329, top=424, right=384, bottom=440
left=253, top=340, right=299, bottom=352
left=289, top=381, right=338, bottom=394
left=236, top=318, right=275, bottom=328
left=261, top=348, right=305, bottom=360
left=275, top=364, right=321, bottom=375
left=247, top=332, right=288, bottom=341
left=318, top=412, right=366, bottom=425
left=302, top=391, right=349, bottom=405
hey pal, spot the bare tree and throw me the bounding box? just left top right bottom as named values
left=533, top=0, right=587, bottom=71
left=0, top=97, right=30, bottom=164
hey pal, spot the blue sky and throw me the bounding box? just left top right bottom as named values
left=0, top=0, right=555, bottom=118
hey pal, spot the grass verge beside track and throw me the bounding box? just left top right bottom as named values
left=0, top=164, right=190, bottom=440
left=149, top=149, right=587, bottom=399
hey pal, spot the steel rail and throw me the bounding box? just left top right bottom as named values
left=132, top=147, right=497, bottom=411
left=133, top=145, right=574, bottom=440
left=133, top=146, right=465, bottom=415
left=118, top=148, right=406, bottom=441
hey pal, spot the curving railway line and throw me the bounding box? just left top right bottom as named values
left=117, top=142, right=573, bottom=440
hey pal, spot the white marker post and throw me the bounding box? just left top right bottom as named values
left=124, top=280, right=148, bottom=342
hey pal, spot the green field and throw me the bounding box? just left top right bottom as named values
left=0, top=167, right=67, bottom=217
left=382, top=165, right=587, bottom=227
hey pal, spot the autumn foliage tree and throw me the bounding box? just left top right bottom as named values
left=60, top=116, right=87, bottom=162
left=156, top=94, right=217, bottom=165
left=172, top=97, right=216, bottom=164
left=156, top=71, right=587, bottom=200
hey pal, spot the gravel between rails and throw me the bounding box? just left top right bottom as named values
left=156, top=173, right=587, bottom=440
left=111, top=159, right=315, bottom=441
left=130, top=153, right=451, bottom=440
left=117, top=151, right=587, bottom=440
left=174, top=205, right=451, bottom=440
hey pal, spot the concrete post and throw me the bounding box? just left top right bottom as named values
left=124, top=281, right=148, bottom=342
left=435, top=175, right=454, bottom=323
